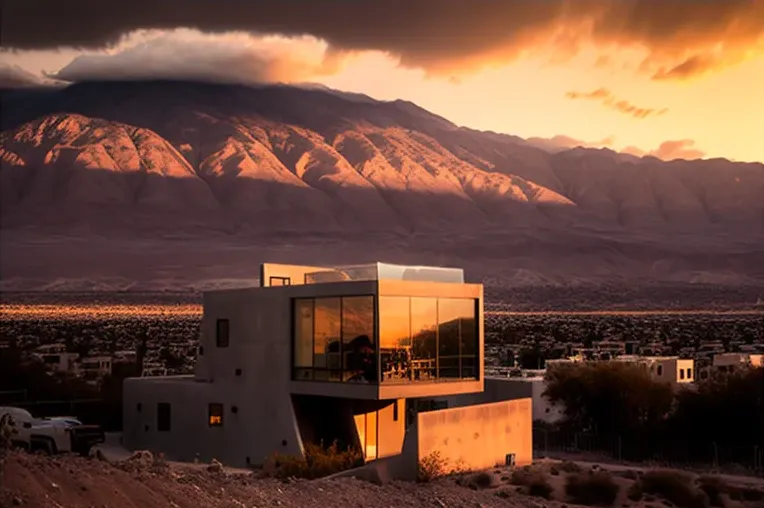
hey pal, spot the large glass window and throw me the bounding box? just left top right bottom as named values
left=380, top=296, right=478, bottom=384
left=293, top=295, right=479, bottom=384
left=342, top=296, right=376, bottom=383
left=379, top=296, right=412, bottom=383
left=292, top=295, right=375, bottom=383
left=294, top=299, right=314, bottom=371
left=411, top=297, right=438, bottom=381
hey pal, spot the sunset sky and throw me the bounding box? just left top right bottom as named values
left=2, top=0, right=763, bottom=162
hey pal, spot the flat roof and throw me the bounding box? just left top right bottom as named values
left=304, top=262, right=464, bottom=284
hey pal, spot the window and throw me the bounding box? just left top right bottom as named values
left=657, top=365, right=663, bottom=376
left=294, top=299, right=314, bottom=371
left=341, top=296, right=375, bottom=383
left=687, top=368, right=693, bottom=379
left=379, top=296, right=412, bottom=383
left=292, top=296, right=374, bottom=383
left=157, top=403, right=171, bottom=432
left=393, top=401, right=399, bottom=422
left=270, top=276, right=291, bottom=286
left=411, top=297, right=438, bottom=381
left=216, top=319, right=230, bottom=348
left=292, top=295, right=479, bottom=384
left=208, top=403, right=224, bottom=427
left=680, top=369, right=685, bottom=380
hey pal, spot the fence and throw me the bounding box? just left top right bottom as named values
left=533, top=426, right=763, bottom=476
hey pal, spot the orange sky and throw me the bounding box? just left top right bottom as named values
left=1, top=13, right=763, bottom=162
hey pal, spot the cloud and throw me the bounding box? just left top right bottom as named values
left=47, top=30, right=341, bottom=85
left=0, top=63, right=45, bottom=88
left=526, top=134, right=616, bottom=152
left=2, top=0, right=762, bottom=80
left=565, top=88, right=668, bottom=119
left=650, top=139, right=706, bottom=160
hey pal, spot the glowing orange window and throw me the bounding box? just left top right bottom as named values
left=208, top=403, right=224, bottom=427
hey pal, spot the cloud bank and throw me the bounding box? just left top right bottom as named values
left=48, top=30, right=339, bottom=85
left=3, top=0, right=762, bottom=80
left=623, top=139, right=706, bottom=160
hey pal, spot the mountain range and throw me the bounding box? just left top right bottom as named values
left=1, top=80, right=763, bottom=293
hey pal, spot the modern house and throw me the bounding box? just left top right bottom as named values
left=122, top=263, right=533, bottom=478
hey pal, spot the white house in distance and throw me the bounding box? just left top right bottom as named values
left=122, top=262, right=534, bottom=479
left=610, top=355, right=695, bottom=386
left=713, top=353, right=763, bottom=371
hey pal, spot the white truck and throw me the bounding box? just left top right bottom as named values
left=0, top=406, right=105, bottom=456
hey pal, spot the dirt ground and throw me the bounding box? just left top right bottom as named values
left=0, top=451, right=552, bottom=508
left=2, top=451, right=762, bottom=508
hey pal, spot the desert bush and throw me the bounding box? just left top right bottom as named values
left=627, top=481, right=644, bottom=502
left=510, top=468, right=554, bottom=499
left=614, top=469, right=640, bottom=481
left=565, top=471, right=620, bottom=506
left=558, top=460, right=582, bottom=473
left=469, top=471, right=497, bottom=490
left=697, top=476, right=728, bottom=507
left=638, top=470, right=709, bottom=508
left=270, top=441, right=363, bottom=480
left=417, top=450, right=449, bottom=482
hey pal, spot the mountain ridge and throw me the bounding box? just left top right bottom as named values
left=1, top=80, right=763, bottom=291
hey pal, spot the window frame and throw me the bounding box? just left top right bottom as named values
left=269, top=276, right=291, bottom=287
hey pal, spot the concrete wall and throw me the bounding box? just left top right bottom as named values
left=416, top=398, right=533, bottom=474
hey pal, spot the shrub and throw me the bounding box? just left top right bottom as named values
left=639, top=470, right=709, bottom=508
left=418, top=450, right=448, bottom=482
left=270, top=441, right=363, bottom=480
left=614, top=469, right=640, bottom=481
left=469, top=471, right=497, bottom=490
left=510, top=468, right=554, bottom=499
left=627, top=482, right=644, bottom=502
left=565, top=471, right=620, bottom=506
left=558, top=460, right=582, bottom=473
left=697, top=476, right=727, bottom=507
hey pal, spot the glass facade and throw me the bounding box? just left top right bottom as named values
left=293, top=294, right=479, bottom=384
left=293, top=296, right=376, bottom=383
left=380, top=296, right=478, bottom=384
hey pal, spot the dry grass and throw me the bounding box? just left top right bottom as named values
left=510, top=467, right=554, bottom=499
left=417, top=450, right=449, bottom=482
left=269, top=442, right=363, bottom=480
left=636, top=470, right=709, bottom=508
left=564, top=470, right=620, bottom=506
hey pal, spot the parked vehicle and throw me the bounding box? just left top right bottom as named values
left=0, top=406, right=105, bottom=456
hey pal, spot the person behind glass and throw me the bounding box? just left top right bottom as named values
left=346, top=335, right=376, bottom=382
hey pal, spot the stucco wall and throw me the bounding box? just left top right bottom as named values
left=417, top=398, right=532, bottom=473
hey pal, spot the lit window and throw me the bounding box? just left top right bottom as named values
left=270, top=276, right=291, bottom=286
left=208, top=403, right=224, bottom=427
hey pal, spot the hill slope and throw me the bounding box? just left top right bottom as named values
left=1, top=81, right=763, bottom=291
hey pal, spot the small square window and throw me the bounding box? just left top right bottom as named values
left=216, top=319, right=230, bottom=348
left=208, top=403, right=224, bottom=427
left=269, top=276, right=291, bottom=287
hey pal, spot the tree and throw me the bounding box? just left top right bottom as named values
left=543, top=362, right=673, bottom=439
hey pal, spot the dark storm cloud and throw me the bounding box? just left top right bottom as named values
left=2, top=0, right=763, bottom=79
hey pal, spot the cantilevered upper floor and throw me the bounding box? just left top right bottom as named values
left=195, top=262, right=484, bottom=400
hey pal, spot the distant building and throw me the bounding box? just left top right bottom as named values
left=122, top=262, right=533, bottom=479
left=712, top=353, right=763, bottom=372
left=613, top=355, right=694, bottom=385
left=76, top=356, right=113, bottom=378
left=34, top=345, right=79, bottom=374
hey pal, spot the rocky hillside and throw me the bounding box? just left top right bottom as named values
left=1, top=81, right=763, bottom=291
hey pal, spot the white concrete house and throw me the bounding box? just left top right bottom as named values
left=613, top=355, right=695, bottom=385
left=122, top=262, right=533, bottom=477
left=713, top=353, right=763, bottom=371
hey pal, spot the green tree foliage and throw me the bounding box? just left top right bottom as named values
left=544, top=362, right=673, bottom=438
left=544, top=362, right=763, bottom=461
left=669, top=366, right=764, bottom=447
